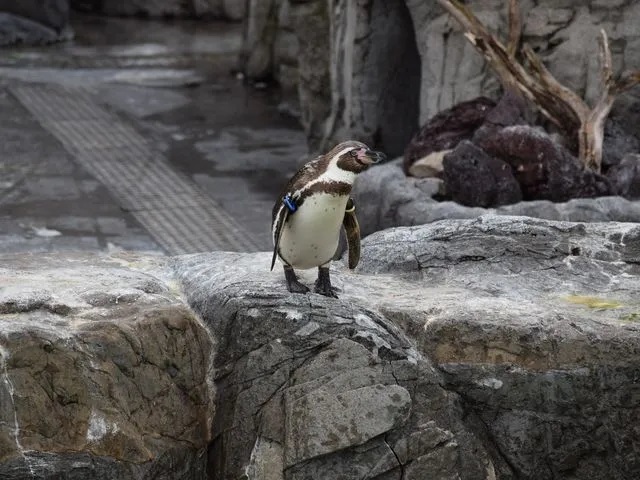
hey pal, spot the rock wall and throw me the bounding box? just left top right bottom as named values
left=243, top=0, right=640, bottom=157
left=2, top=216, right=640, bottom=479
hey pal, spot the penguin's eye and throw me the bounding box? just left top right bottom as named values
left=349, top=150, right=359, bottom=158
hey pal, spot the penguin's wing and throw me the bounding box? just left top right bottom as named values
left=270, top=201, right=289, bottom=271
left=342, top=198, right=361, bottom=269
left=270, top=155, right=325, bottom=271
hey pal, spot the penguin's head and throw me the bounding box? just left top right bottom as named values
left=333, top=141, right=386, bottom=174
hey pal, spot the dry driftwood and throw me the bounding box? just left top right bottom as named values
left=437, top=0, right=640, bottom=172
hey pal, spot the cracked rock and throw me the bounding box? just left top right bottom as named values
left=284, top=383, right=411, bottom=466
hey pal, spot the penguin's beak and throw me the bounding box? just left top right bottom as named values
left=363, top=149, right=386, bottom=164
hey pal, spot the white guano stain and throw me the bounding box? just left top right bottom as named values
left=1, top=345, right=36, bottom=477
left=86, top=410, right=119, bottom=442
left=477, top=378, right=504, bottom=390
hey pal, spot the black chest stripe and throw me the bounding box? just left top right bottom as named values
left=297, top=181, right=352, bottom=205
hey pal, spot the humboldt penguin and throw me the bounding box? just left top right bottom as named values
left=271, top=141, right=385, bottom=297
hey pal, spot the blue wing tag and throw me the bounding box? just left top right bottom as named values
left=284, top=195, right=297, bottom=213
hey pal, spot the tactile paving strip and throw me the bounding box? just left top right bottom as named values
left=11, top=84, right=259, bottom=254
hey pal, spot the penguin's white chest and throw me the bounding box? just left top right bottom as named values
left=278, top=193, right=349, bottom=270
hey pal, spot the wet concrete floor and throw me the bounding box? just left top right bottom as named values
left=0, top=13, right=307, bottom=254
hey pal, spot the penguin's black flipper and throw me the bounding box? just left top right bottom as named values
left=270, top=202, right=289, bottom=271
left=342, top=198, right=361, bottom=269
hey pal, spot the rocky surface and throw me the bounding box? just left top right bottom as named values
left=0, top=253, right=211, bottom=479
left=0, top=0, right=71, bottom=46
left=3, top=216, right=640, bottom=479
left=356, top=215, right=640, bottom=479
left=174, top=252, right=495, bottom=479
left=353, top=160, right=640, bottom=237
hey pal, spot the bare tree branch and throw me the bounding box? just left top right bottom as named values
left=437, top=0, right=640, bottom=173
left=599, top=29, right=614, bottom=90
left=507, top=0, right=521, bottom=59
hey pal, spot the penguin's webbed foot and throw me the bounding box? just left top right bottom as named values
left=284, top=265, right=310, bottom=294
left=314, top=267, right=338, bottom=298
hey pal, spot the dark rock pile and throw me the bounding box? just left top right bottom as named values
left=403, top=92, right=640, bottom=208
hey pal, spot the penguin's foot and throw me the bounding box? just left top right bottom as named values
left=314, top=267, right=338, bottom=298
left=284, top=265, right=310, bottom=294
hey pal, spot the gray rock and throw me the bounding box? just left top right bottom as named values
left=321, top=0, right=421, bottom=157
left=243, top=0, right=420, bottom=155
left=0, top=253, right=211, bottom=479
left=284, top=383, right=411, bottom=465
left=352, top=159, right=430, bottom=238
left=173, top=252, right=494, bottom=480
left=289, top=0, right=332, bottom=150
left=273, top=29, right=298, bottom=68
left=412, top=177, right=446, bottom=198
left=358, top=215, right=640, bottom=479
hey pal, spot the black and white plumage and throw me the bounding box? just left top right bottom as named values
left=271, top=140, right=385, bottom=297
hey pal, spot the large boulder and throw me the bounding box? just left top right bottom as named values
left=173, top=251, right=495, bottom=479
left=0, top=253, right=212, bottom=479
left=355, top=215, right=640, bottom=479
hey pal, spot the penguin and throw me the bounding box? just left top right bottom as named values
left=271, top=140, right=386, bottom=297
